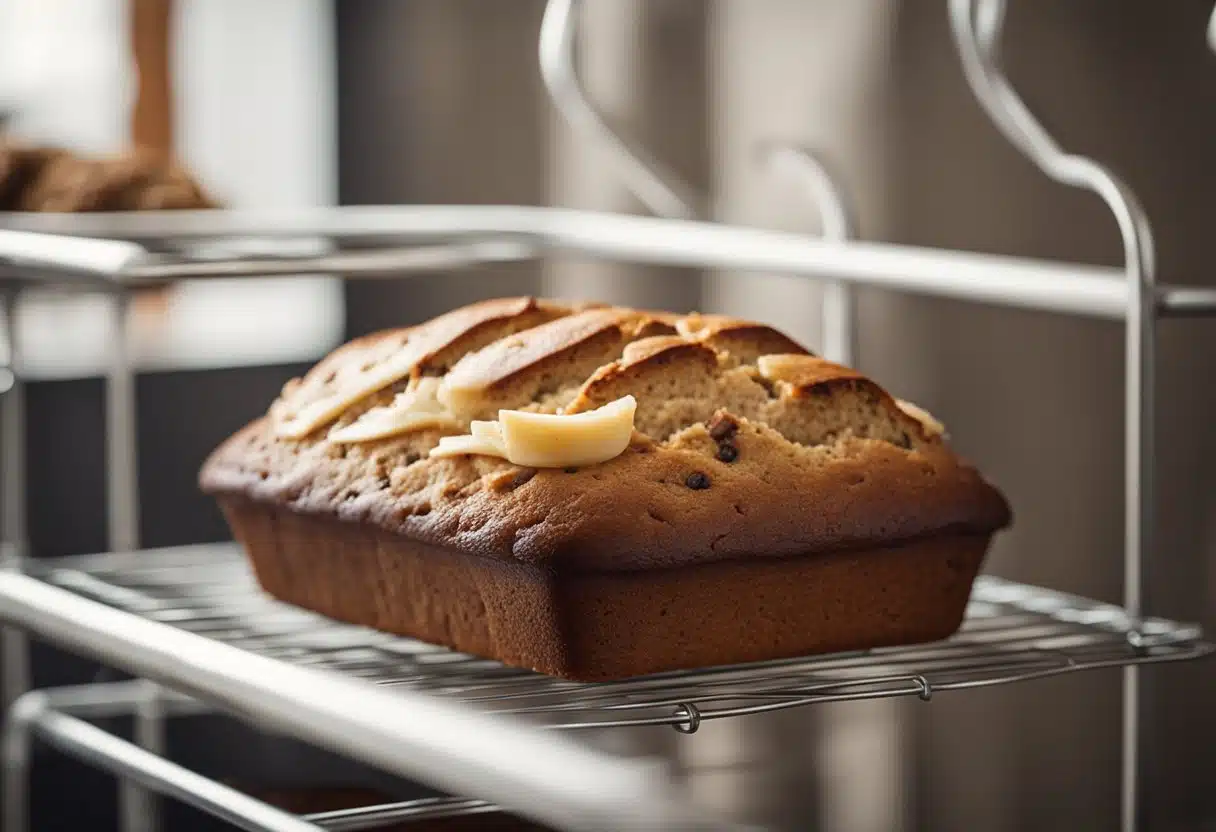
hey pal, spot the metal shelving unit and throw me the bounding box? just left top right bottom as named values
left=20, top=546, right=1214, bottom=731
left=1, top=0, right=1214, bottom=830
left=0, top=545, right=1208, bottom=830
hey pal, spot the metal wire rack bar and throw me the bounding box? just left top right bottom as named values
left=2, top=682, right=492, bottom=832
left=2, top=208, right=1215, bottom=319
left=14, top=704, right=319, bottom=832
left=0, top=681, right=540, bottom=832
left=14, top=700, right=530, bottom=832
left=302, top=797, right=499, bottom=831
left=0, top=562, right=739, bottom=832
left=10, top=545, right=1212, bottom=731
left=2, top=545, right=1210, bottom=831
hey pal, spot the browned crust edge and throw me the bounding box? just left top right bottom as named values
left=202, top=416, right=1010, bottom=573
left=224, top=498, right=991, bottom=682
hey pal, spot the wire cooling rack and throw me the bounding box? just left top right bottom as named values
left=27, top=543, right=1212, bottom=733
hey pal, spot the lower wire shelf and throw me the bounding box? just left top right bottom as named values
left=4, top=542, right=1213, bottom=831
left=26, top=543, right=1215, bottom=732
left=5, top=685, right=508, bottom=831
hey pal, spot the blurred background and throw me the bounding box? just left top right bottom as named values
left=2, top=0, right=1216, bottom=830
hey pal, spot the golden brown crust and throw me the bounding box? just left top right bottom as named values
left=676, top=312, right=811, bottom=363
left=226, top=498, right=990, bottom=681
left=438, top=308, right=677, bottom=418
left=440, top=308, right=673, bottom=393
left=203, top=297, right=1010, bottom=677
left=272, top=298, right=568, bottom=437
left=201, top=298, right=1011, bottom=575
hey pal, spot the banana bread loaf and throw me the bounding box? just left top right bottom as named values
left=201, top=297, right=1011, bottom=681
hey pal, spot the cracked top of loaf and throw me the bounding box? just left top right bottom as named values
left=200, top=297, right=1011, bottom=571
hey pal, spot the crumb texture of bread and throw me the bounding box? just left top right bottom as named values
left=202, top=297, right=1010, bottom=571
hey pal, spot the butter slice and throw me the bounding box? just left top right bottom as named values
left=276, top=349, right=422, bottom=439
left=896, top=399, right=945, bottom=437
left=498, top=395, right=636, bottom=468
left=429, top=396, right=637, bottom=468
left=470, top=420, right=504, bottom=443
left=431, top=418, right=511, bottom=460
left=329, top=378, right=458, bottom=444
left=431, top=433, right=508, bottom=459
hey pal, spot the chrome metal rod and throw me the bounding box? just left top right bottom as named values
left=951, top=2, right=1157, bottom=828
left=105, top=291, right=140, bottom=554
left=764, top=144, right=858, bottom=365
left=0, top=288, right=28, bottom=832
left=127, top=681, right=166, bottom=832
left=304, top=798, right=498, bottom=832
left=1157, top=286, right=1216, bottom=317
left=30, top=707, right=320, bottom=832
left=0, top=291, right=29, bottom=832
left=0, top=207, right=1203, bottom=322
left=0, top=291, right=27, bottom=718
left=2, top=694, right=33, bottom=832
left=0, top=573, right=733, bottom=832
left=0, top=229, right=145, bottom=279
left=41, top=682, right=202, bottom=720
left=125, top=240, right=537, bottom=281
left=0, top=207, right=1153, bottom=319
left=3, top=684, right=207, bottom=832
left=539, top=0, right=697, bottom=219
left=105, top=290, right=157, bottom=832
left=527, top=209, right=1133, bottom=319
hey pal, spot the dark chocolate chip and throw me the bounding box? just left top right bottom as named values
left=564, top=467, right=579, bottom=474
left=509, top=468, right=537, bottom=489
left=896, top=432, right=913, bottom=450
left=685, top=472, right=711, bottom=490
left=707, top=414, right=739, bottom=441
left=716, top=443, right=739, bottom=463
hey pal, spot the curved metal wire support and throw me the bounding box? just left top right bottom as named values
left=949, top=0, right=1156, bottom=294
left=539, top=0, right=698, bottom=219
left=949, top=2, right=1157, bottom=830
left=762, top=144, right=858, bottom=365
left=762, top=145, right=855, bottom=245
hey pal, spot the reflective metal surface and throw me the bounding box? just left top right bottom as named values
left=1, top=207, right=1212, bottom=319
left=20, top=545, right=1212, bottom=731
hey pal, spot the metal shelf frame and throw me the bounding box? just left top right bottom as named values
left=1, top=548, right=1211, bottom=832
left=0, top=568, right=746, bottom=832
left=15, top=546, right=1210, bottom=731
left=0, top=0, right=1212, bottom=830
left=3, top=681, right=503, bottom=832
